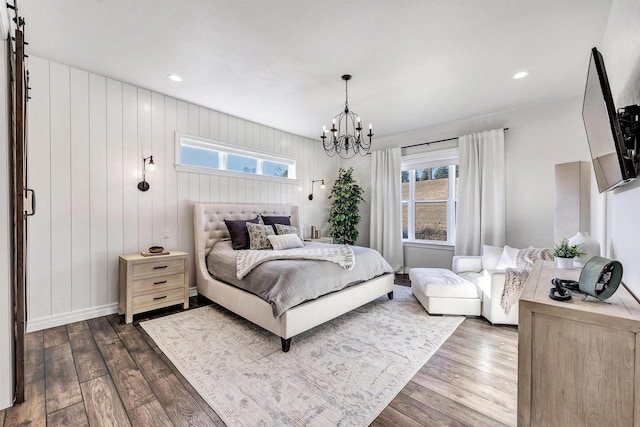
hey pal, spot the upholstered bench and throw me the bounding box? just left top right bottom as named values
left=409, top=268, right=481, bottom=316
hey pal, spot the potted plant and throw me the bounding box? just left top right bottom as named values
left=552, top=238, right=583, bottom=269
left=328, top=167, right=364, bottom=245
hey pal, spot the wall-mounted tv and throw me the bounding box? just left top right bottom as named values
left=582, top=47, right=637, bottom=193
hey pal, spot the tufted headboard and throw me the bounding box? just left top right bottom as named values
left=192, top=203, right=300, bottom=291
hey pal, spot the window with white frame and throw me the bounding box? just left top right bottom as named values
left=401, top=148, right=458, bottom=245
left=175, top=133, right=296, bottom=180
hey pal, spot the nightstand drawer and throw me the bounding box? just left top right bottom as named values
left=133, top=287, right=184, bottom=310
left=133, top=273, right=185, bottom=294
left=133, top=258, right=184, bottom=277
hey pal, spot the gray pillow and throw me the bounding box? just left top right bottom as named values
left=246, top=222, right=276, bottom=250
left=275, top=224, right=299, bottom=236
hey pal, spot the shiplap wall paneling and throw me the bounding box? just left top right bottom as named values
left=164, top=97, right=178, bottom=250
left=89, top=74, right=108, bottom=308
left=106, top=79, right=124, bottom=305
left=27, top=56, right=51, bottom=320
left=50, top=62, right=72, bottom=315
left=137, top=89, right=153, bottom=252
left=122, top=84, right=139, bottom=255
left=70, top=68, right=91, bottom=312
left=151, top=92, right=166, bottom=250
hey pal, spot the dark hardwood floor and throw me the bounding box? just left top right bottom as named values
left=2, top=288, right=518, bottom=427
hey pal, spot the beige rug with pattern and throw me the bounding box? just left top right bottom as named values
left=140, top=285, right=463, bottom=426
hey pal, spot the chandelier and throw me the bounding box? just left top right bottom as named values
left=321, top=74, right=373, bottom=159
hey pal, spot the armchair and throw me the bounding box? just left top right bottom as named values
left=452, top=245, right=518, bottom=325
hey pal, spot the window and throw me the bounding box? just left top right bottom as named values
left=401, top=148, right=458, bottom=245
left=175, top=133, right=297, bottom=180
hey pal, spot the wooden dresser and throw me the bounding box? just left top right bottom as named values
left=518, top=260, right=640, bottom=427
left=119, top=251, right=189, bottom=323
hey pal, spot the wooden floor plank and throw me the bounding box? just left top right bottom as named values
left=0, top=408, right=5, bottom=426
left=150, top=374, right=217, bottom=427
left=65, top=320, right=90, bottom=334
left=25, top=331, right=44, bottom=385
left=44, top=342, right=83, bottom=414
left=388, top=390, right=465, bottom=426
left=117, top=328, right=172, bottom=383
left=87, top=317, right=120, bottom=346
left=434, top=344, right=518, bottom=383
left=68, top=329, right=109, bottom=383
left=374, top=404, right=426, bottom=427
left=46, top=401, right=89, bottom=427
left=97, top=342, right=155, bottom=412
left=442, top=336, right=518, bottom=369
left=426, top=353, right=517, bottom=395
left=401, top=384, right=509, bottom=427
left=3, top=379, right=46, bottom=427
left=80, top=375, right=131, bottom=427
left=411, top=370, right=516, bottom=426
left=43, top=325, right=70, bottom=349
left=128, top=399, right=173, bottom=427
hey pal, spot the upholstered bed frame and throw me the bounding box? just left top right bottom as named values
left=193, top=203, right=394, bottom=352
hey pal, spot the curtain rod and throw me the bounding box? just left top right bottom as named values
left=401, top=127, right=509, bottom=150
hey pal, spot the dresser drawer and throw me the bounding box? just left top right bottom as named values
left=133, top=258, right=184, bottom=277
left=132, top=273, right=185, bottom=294
left=133, top=287, right=184, bottom=310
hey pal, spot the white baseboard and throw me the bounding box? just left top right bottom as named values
left=27, top=288, right=200, bottom=332
left=27, top=302, right=120, bottom=333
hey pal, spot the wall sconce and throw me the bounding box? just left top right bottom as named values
left=137, top=155, right=156, bottom=191
left=308, top=179, right=325, bottom=200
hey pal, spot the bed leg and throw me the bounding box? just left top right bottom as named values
left=281, top=337, right=291, bottom=352
left=387, top=291, right=394, bottom=300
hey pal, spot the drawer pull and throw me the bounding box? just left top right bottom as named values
left=153, top=265, right=168, bottom=270
left=153, top=295, right=167, bottom=301
left=154, top=280, right=167, bottom=285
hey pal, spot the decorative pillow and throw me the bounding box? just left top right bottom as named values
left=275, top=224, right=299, bottom=236
left=246, top=222, right=276, bottom=250
left=495, top=245, right=520, bottom=270
left=224, top=217, right=259, bottom=250
left=482, top=245, right=503, bottom=270
left=261, top=215, right=291, bottom=232
left=267, top=234, right=304, bottom=250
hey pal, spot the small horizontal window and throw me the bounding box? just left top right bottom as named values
left=175, top=133, right=296, bottom=180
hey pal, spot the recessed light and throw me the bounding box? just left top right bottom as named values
left=167, top=74, right=183, bottom=82
left=513, top=71, right=528, bottom=79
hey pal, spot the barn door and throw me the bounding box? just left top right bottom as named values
left=9, top=15, right=30, bottom=405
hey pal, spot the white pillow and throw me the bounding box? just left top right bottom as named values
left=267, top=234, right=304, bottom=250
left=481, top=245, right=503, bottom=270
left=495, top=245, right=520, bottom=270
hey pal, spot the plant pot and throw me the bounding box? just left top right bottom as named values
left=556, top=257, right=574, bottom=269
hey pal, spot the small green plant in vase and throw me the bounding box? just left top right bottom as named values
left=552, top=238, right=583, bottom=269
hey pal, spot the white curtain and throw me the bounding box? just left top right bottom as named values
left=455, top=129, right=506, bottom=256
left=370, top=147, right=403, bottom=271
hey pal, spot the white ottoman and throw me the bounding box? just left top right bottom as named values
left=409, top=268, right=481, bottom=315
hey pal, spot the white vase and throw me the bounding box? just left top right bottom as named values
left=556, top=257, right=574, bottom=269
left=568, top=231, right=600, bottom=268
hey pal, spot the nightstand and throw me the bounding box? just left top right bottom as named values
left=304, top=237, right=334, bottom=244
left=119, top=251, right=189, bottom=323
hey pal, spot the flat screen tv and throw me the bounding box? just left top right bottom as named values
left=582, top=47, right=636, bottom=192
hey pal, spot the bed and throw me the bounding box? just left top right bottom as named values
left=193, top=203, right=395, bottom=352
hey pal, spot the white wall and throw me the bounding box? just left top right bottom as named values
left=348, top=96, right=592, bottom=269
left=26, top=55, right=337, bottom=332
left=0, top=28, right=14, bottom=410
left=599, top=0, right=640, bottom=296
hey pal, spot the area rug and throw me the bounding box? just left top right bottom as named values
left=140, top=285, right=463, bottom=426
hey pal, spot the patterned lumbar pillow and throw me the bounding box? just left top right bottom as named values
left=267, top=234, right=304, bottom=250
left=275, top=224, right=299, bottom=236
left=246, top=222, right=276, bottom=250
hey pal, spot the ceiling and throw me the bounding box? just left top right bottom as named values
left=18, top=0, right=613, bottom=140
